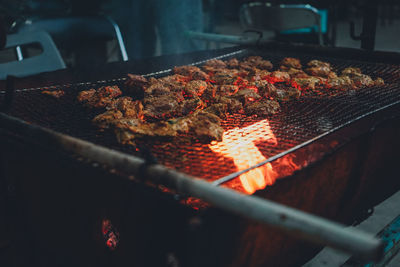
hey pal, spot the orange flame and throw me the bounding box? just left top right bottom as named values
left=209, top=119, right=278, bottom=194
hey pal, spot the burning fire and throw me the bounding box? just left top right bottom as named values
left=209, top=119, right=278, bottom=194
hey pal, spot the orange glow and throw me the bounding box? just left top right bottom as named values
left=209, top=119, right=278, bottom=194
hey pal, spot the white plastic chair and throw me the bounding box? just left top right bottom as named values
left=239, top=2, right=323, bottom=45
left=0, top=31, right=66, bottom=79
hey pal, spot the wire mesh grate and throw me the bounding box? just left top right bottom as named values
left=1, top=48, right=400, bottom=184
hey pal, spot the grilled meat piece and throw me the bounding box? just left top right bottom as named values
left=145, top=81, right=185, bottom=103
left=341, top=67, right=362, bottom=76
left=184, top=80, right=208, bottom=97
left=249, top=80, right=277, bottom=98
left=77, top=89, right=96, bottom=102
left=93, top=97, right=144, bottom=130
left=305, top=60, right=336, bottom=78
left=286, top=68, right=309, bottom=78
left=218, top=84, right=240, bottom=96
left=249, top=69, right=271, bottom=81
left=226, top=58, right=239, bottom=68
left=212, top=69, right=240, bottom=84
left=239, top=61, right=255, bottom=72
left=232, top=88, right=261, bottom=106
left=306, top=67, right=337, bottom=78
left=243, top=56, right=273, bottom=70
left=375, top=77, right=385, bottom=86
left=114, top=119, right=177, bottom=145
left=204, top=103, right=228, bottom=118
left=143, top=94, right=181, bottom=120
left=157, top=74, right=190, bottom=87
left=202, top=59, right=227, bottom=72
left=77, top=86, right=122, bottom=108
left=215, top=96, right=243, bottom=113
left=273, top=86, right=301, bottom=101
left=42, top=90, right=65, bottom=98
left=173, top=66, right=209, bottom=80
left=180, top=98, right=205, bottom=115
left=108, top=97, right=144, bottom=118
left=340, top=68, right=376, bottom=88
left=204, top=59, right=227, bottom=68
left=92, top=109, right=123, bottom=130
left=201, top=84, right=217, bottom=102
left=269, top=71, right=291, bottom=82
left=167, top=110, right=223, bottom=142
left=327, top=76, right=355, bottom=90
left=125, top=74, right=149, bottom=94
left=145, top=82, right=171, bottom=97
left=292, top=77, right=322, bottom=90
left=184, top=110, right=223, bottom=142
left=280, top=57, right=302, bottom=70
left=350, top=74, right=375, bottom=87
left=245, top=99, right=281, bottom=116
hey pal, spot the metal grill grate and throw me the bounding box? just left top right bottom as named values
left=1, top=48, right=400, bottom=186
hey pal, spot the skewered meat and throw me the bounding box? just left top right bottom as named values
left=280, top=57, right=302, bottom=70
left=42, top=90, right=65, bottom=98
left=245, top=99, right=281, bottom=116
left=77, top=86, right=122, bottom=108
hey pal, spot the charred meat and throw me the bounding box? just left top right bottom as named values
left=280, top=57, right=302, bottom=70
left=77, top=86, right=122, bottom=108
left=244, top=99, right=281, bottom=116
left=42, top=90, right=65, bottom=98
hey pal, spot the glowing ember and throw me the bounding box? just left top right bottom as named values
left=102, top=219, right=120, bottom=250
left=209, top=119, right=278, bottom=194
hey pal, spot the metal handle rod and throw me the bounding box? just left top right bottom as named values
left=0, top=113, right=384, bottom=261
left=185, top=31, right=261, bottom=45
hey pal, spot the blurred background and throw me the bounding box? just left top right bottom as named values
left=0, top=0, right=399, bottom=71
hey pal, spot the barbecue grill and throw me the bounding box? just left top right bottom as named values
left=1, top=43, right=400, bottom=266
